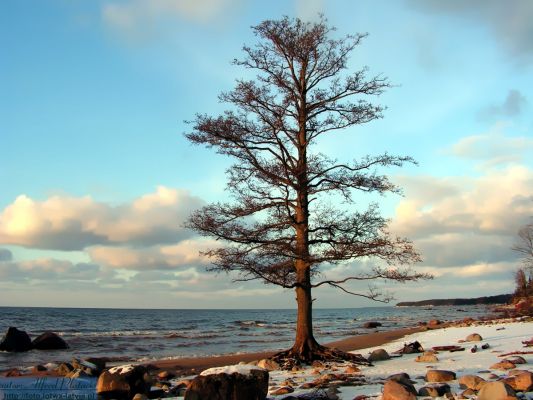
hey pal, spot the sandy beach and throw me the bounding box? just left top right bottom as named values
left=152, top=326, right=423, bottom=375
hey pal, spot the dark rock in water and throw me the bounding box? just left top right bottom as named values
left=32, top=365, right=47, bottom=374
left=31, top=331, right=69, bottom=350
left=0, top=327, right=32, bottom=352
left=363, top=321, right=382, bottom=329
left=368, top=348, right=390, bottom=362
left=184, top=366, right=269, bottom=400
left=97, top=364, right=151, bottom=400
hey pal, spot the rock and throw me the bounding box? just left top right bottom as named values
left=184, top=365, right=268, bottom=400
left=4, top=369, right=22, bottom=377
left=387, top=373, right=413, bottom=385
left=32, top=365, right=47, bottom=373
left=382, top=379, right=417, bottom=400
left=428, top=319, right=442, bottom=327
left=84, top=357, right=106, bottom=373
left=503, top=356, right=526, bottom=365
left=345, top=365, right=361, bottom=374
left=368, top=348, right=390, bottom=362
left=132, top=395, right=148, bottom=400
left=489, top=360, right=516, bottom=370
left=418, top=383, right=451, bottom=397
left=477, top=381, right=517, bottom=400
left=270, top=386, right=294, bottom=395
left=416, top=353, right=439, bottom=363
left=504, top=371, right=533, bottom=392
left=97, top=364, right=151, bottom=400
left=256, top=358, right=280, bottom=371
left=465, top=333, right=483, bottom=342
left=72, top=358, right=105, bottom=376
left=426, top=370, right=456, bottom=382
left=363, top=321, right=382, bottom=329
left=56, top=363, right=74, bottom=376
left=400, top=341, right=424, bottom=354
left=0, top=327, right=32, bottom=352
left=458, top=374, right=486, bottom=390
left=97, top=371, right=130, bottom=399
left=66, top=369, right=89, bottom=379
left=31, top=331, right=68, bottom=350
left=157, top=370, right=172, bottom=380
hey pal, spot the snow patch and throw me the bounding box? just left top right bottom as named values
left=200, top=364, right=265, bottom=376
left=108, top=364, right=135, bottom=374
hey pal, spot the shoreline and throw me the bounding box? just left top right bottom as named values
left=151, top=326, right=423, bottom=375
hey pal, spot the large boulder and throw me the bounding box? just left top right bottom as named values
left=0, top=327, right=32, bottom=352
left=426, top=369, right=456, bottom=382
left=477, top=381, right=517, bottom=400
left=382, top=379, right=417, bottom=400
left=97, top=364, right=150, bottom=400
left=31, top=331, right=68, bottom=350
left=184, top=365, right=268, bottom=400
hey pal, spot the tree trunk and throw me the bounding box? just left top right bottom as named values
left=291, top=264, right=320, bottom=361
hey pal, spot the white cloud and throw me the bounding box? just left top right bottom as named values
left=102, top=0, right=242, bottom=40
left=450, top=125, right=533, bottom=167
left=0, top=186, right=203, bottom=250
left=88, top=239, right=216, bottom=270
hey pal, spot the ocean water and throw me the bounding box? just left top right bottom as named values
left=0, top=305, right=493, bottom=370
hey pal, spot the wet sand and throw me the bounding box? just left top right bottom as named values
left=152, top=326, right=423, bottom=375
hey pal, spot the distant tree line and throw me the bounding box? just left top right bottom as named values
left=396, top=294, right=512, bottom=307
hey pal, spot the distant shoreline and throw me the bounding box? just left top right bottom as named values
left=396, top=293, right=512, bottom=307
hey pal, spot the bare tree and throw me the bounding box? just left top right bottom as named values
left=513, top=223, right=533, bottom=271
left=185, top=17, right=430, bottom=364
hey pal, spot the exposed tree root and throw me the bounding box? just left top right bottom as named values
left=270, top=344, right=371, bottom=370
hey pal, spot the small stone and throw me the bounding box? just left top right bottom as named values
left=465, top=333, right=482, bottom=342
left=157, top=370, right=170, bottom=380
left=426, top=370, right=456, bottom=382
left=382, top=379, right=417, bottom=400
left=257, top=359, right=280, bottom=371
left=503, top=356, right=526, bottom=365
left=505, top=371, right=533, bottom=392
left=428, top=319, right=442, bottom=327
left=270, top=386, right=294, bottom=395
left=363, top=321, right=382, bottom=329
left=368, top=348, right=390, bottom=362
left=132, top=394, right=147, bottom=400
left=418, top=383, right=451, bottom=397
left=458, top=374, right=486, bottom=390
left=345, top=364, right=361, bottom=374
left=32, top=365, right=47, bottom=373
left=477, top=381, right=517, bottom=400
left=416, top=353, right=439, bottom=363
left=489, top=360, right=516, bottom=370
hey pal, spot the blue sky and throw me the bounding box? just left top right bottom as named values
left=1, top=0, right=533, bottom=308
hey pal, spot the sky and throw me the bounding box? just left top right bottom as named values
left=1, top=0, right=533, bottom=309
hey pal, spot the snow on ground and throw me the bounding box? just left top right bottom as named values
left=173, top=319, right=533, bottom=399
left=268, top=320, right=533, bottom=399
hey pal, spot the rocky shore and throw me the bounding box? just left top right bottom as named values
left=2, top=315, right=532, bottom=399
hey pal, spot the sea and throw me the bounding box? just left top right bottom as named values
left=0, top=305, right=494, bottom=371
